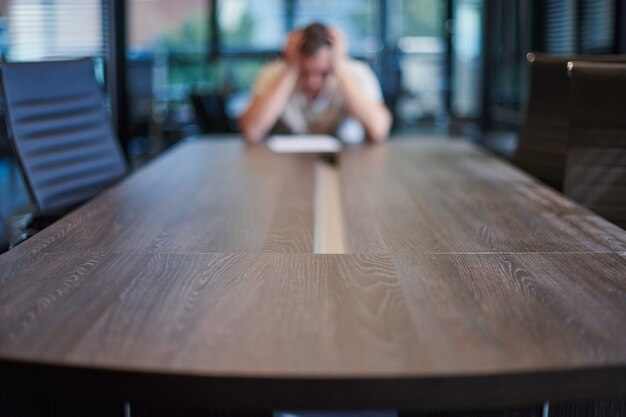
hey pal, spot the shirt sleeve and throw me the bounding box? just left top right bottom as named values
left=349, top=61, right=384, bottom=102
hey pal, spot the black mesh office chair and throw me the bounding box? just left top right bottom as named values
left=0, top=59, right=128, bottom=219
left=0, top=212, right=8, bottom=253
left=564, top=61, right=626, bottom=229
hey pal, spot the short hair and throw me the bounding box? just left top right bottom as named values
left=300, top=23, right=331, bottom=56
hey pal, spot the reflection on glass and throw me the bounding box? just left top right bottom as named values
left=390, top=0, right=447, bottom=129
left=294, top=0, right=379, bottom=56
left=451, top=0, right=482, bottom=118
left=127, top=0, right=210, bottom=151
left=580, top=0, right=614, bottom=53
left=490, top=0, right=531, bottom=122
left=545, top=0, right=575, bottom=53
left=218, top=0, right=285, bottom=51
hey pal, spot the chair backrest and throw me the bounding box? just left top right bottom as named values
left=564, top=61, right=626, bottom=229
left=0, top=212, right=8, bottom=253
left=514, top=54, right=576, bottom=190
left=0, top=59, right=128, bottom=215
left=190, top=93, right=232, bottom=134
left=127, top=58, right=153, bottom=137
left=514, top=53, right=626, bottom=191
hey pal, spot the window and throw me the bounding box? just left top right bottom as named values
left=128, top=0, right=209, bottom=88
left=451, top=0, right=482, bottom=118
left=0, top=0, right=107, bottom=158
left=126, top=0, right=210, bottom=147
left=294, top=0, right=380, bottom=56
left=488, top=0, right=531, bottom=126
left=542, top=0, right=616, bottom=54
left=580, top=0, right=615, bottom=53
left=218, top=0, right=286, bottom=52
left=545, top=0, right=575, bottom=53
left=392, top=0, right=448, bottom=126
left=5, top=0, right=105, bottom=61
left=123, top=0, right=455, bottom=147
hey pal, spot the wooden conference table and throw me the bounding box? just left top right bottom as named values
left=1, top=137, right=625, bottom=412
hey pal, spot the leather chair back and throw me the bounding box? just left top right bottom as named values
left=564, top=61, right=626, bottom=229
left=1, top=59, right=127, bottom=214
left=514, top=53, right=626, bottom=191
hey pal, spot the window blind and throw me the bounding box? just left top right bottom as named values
left=544, top=0, right=575, bottom=53
left=580, top=0, right=615, bottom=53
left=7, top=0, right=105, bottom=61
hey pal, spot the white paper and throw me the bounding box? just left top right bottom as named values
left=266, top=135, right=342, bottom=154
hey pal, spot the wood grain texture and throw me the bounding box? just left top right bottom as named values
left=390, top=252, right=626, bottom=372
left=1, top=250, right=625, bottom=375
left=1, top=252, right=626, bottom=408
left=340, top=140, right=626, bottom=254
left=1, top=137, right=626, bottom=410
left=1, top=140, right=315, bottom=255
left=0, top=252, right=411, bottom=374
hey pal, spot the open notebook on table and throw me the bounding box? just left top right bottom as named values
left=266, top=135, right=342, bottom=154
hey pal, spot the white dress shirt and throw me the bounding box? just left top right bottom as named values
left=252, top=59, right=384, bottom=143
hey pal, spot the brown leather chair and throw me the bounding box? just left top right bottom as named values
left=564, top=61, right=626, bottom=229
left=514, top=53, right=626, bottom=191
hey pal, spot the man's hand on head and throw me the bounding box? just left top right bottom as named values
left=327, top=28, right=348, bottom=71
left=284, top=30, right=303, bottom=69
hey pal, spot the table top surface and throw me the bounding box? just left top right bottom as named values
left=1, top=137, right=625, bottom=409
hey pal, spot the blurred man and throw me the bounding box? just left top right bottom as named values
left=239, top=23, right=391, bottom=144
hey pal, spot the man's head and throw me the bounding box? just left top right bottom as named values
left=298, top=23, right=333, bottom=99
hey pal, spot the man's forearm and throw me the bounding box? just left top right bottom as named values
left=335, top=64, right=391, bottom=143
left=239, top=66, right=299, bottom=144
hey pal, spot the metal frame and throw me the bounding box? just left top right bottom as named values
left=106, top=0, right=130, bottom=160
